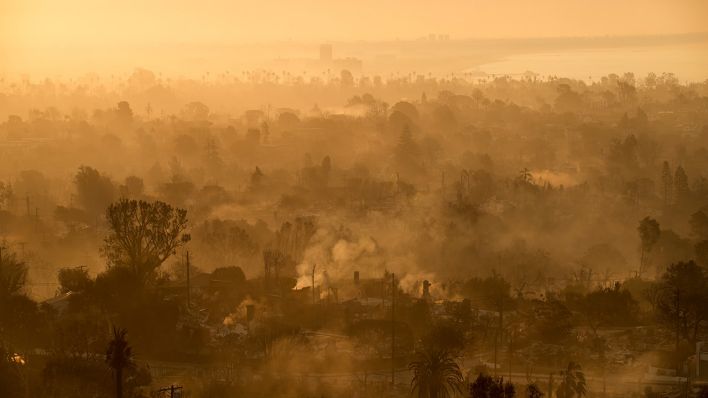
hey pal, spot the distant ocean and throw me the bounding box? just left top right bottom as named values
left=472, top=42, right=708, bottom=82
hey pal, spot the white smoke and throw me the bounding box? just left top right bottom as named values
left=294, top=225, right=381, bottom=289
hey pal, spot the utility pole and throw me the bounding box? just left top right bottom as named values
left=494, top=331, right=498, bottom=377
left=441, top=170, right=445, bottom=197
left=391, top=272, right=395, bottom=388
left=186, top=250, right=191, bottom=309
left=312, top=264, right=316, bottom=305
left=508, top=330, right=513, bottom=380
left=599, top=342, right=607, bottom=398
left=676, top=286, right=681, bottom=374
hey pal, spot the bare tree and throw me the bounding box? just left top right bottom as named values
left=102, top=199, right=190, bottom=280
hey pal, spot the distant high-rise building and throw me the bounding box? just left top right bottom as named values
left=320, top=44, right=333, bottom=61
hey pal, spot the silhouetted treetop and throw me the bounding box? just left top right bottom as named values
left=101, top=199, right=190, bottom=279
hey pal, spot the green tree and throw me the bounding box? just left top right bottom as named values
left=395, top=124, right=422, bottom=175
left=465, top=275, right=514, bottom=331
left=689, top=210, right=708, bottom=241
left=485, top=274, right=514, bottom=366
left=102, top=199, right=190, bottom=280
left=106, top=327, right=132, bottom=398
left=0, top=246, right=27, bottom=298
left=617, top=81, right=637, bottom=103
left=409, top=348, right=463, bottom=398
left=674, top=166, right=689, bottom=204
left=526, top=299, right=573, bottom=344
left=465, top=274, right=515, bottom=368
left=661, top=161, right=673, bottom=206
left=580, top=283, right=639, bottom=334
left=0, top=182, right=13, bottom=211
left=0, top=246, right=43, bottom=352
left=648, top=261, right=708, bottom=350
left=470, top=373, right=515, bottom=398
left=115, top=101, right=133, bottom=125
left=118, top=176, right=145, bottom=199
left=74, top=166, right=116, bottom=218
left=637, top=217, right=660, bottom=278
left=340, top=69, right=354, bottom=87
left=554, top=84, right=582, bottom=111
left=516, top=168, right=533, bottom=187
left=42, top=355, right=113, bottom=398
left=695, top=240, right=708, bottom=267
left=526, top=383, right=544, bottom=398
left=421, top=322, right=467, bottom=355
left=181, top=101, right=210, bottom=121
left=556, top=362, right=586, bottom=398
left=57, top=267, right=92, bottom=294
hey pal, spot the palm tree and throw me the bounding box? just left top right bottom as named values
left=409, top=348, right=463, bottom=398
left=106, top=327, right=133, bottom=398
left=556, top=362, right=586, bottom=398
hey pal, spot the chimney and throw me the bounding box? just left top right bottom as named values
left=422, top=280, right=431, bottom=299
left=354, top=271, right=360, bottom=284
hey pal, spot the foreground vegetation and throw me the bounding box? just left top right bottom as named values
left=0, top=70, right=707, bottom=397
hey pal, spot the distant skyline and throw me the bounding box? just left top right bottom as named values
left=2, top=0, right=707, bottom=79
left=3, top=0, right=708, bottom=46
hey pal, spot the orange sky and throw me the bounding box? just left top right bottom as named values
left=3, top=0, right=707, bottom=46
left=1, top=0, right=707, bottom=77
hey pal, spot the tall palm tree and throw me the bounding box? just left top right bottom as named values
left=106, top=327, right=133, bottom=398
left=556, top=362, right=586, bottom=398
left=409, top=348, right=463, bottom=398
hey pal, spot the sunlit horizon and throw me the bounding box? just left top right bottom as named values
left=1, top=2, right=708, bottom=398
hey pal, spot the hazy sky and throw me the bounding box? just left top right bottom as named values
left=3, top=0, right=707, bottom=47
left=2, top=0, right=707, bottom=78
